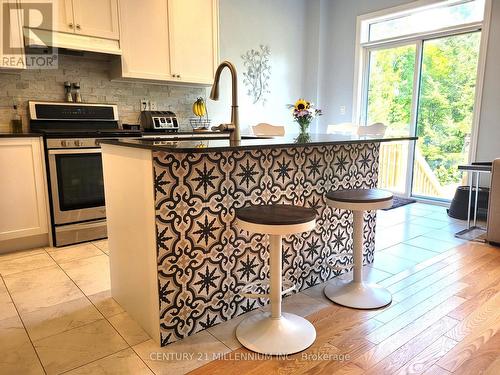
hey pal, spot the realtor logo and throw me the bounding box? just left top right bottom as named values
left=2, top=0, right=58, bottom=69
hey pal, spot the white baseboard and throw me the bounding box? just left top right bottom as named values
left=0, top=233, right=49, bottom=254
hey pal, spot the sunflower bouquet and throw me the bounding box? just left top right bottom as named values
left=287, top=99, right=322, bottom=133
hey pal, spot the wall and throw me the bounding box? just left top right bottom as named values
left=315, top=0, right=415, bottom=130
left=301, top=0, right=322, bottom=105
left=476, top=0, right=500, bottom=162
left=0, top=53, right=204, bottom=132
left=315, top=0, right=500, bottom=162
left=206, top=0, right=308, bottom=134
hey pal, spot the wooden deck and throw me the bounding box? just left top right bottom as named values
left=190, top=242, right=500, bottom=375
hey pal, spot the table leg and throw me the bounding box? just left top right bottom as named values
left=474, top=172, right=480, bottom=227
left=467, top=171, right=473, bottom=230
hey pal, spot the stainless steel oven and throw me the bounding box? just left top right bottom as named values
left=48, top=147, right=106, bottom=225
left=29, top=101, right=141, bottom=246
left=46, top=138, right=109, bottom=246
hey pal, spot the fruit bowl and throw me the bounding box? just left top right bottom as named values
left=191, top=97, right=210, bottom=131
left=189, top=117, right=211, bottom=131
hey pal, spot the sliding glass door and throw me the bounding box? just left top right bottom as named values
left=412, top=32, right=481, bottom=200
left=366, top=43, right=417, bottom=195
left=358, top=0, right=486, bottom=201
left=365, top=32, right=481, bottom=200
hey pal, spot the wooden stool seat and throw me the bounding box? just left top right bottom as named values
left=236, top=204, right=316, bottom=225
left=236, top=204, right=316, bottom=235
left=326, top=188, right=393, bottom=211
left=234, top=204, right=317, bottom=355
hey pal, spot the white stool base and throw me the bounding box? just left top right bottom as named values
left=236, top=311, right=316, bottom=355
left=324, top=280, right=392, bottom=309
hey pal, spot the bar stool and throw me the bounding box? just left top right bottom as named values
left=325, top=188, right=393, bottom=309
left=235, top=204, right=317, bottom=355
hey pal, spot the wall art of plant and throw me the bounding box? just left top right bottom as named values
left=241, top=44, right=271, bottom=105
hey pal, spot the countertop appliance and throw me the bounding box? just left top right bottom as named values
left=29, top=101, right=141, bottom=247
left=140, top=110, right=178, bottom=133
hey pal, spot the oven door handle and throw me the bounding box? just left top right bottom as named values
left=48, top=148, right=102, bottom=155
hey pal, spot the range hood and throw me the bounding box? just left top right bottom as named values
left=24, top=28, right=121, bottom=56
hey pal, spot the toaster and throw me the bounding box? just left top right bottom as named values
left=140, top=110, right=179, bottom=132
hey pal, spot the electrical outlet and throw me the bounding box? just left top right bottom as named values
left=340, top=106, right=346, bottom=115
left=140, top=99, right=149, bottom=111
left=150, top=101, right=157, bottom=111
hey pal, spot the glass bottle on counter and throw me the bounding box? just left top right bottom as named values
left=10, top=105, right=22, bottom=133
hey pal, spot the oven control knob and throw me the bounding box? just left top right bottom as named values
left=74, top=140, right=81, bottom=147
left=61, top=140, right=68, bottom=147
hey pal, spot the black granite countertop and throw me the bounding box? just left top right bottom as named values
left=142, top=130, right=230, bottom=136
left=0, top=131, right=42, bottom=138
left=100, top=133, right=417, bottom=153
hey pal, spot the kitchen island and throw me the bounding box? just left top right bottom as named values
left=100, top=133, right=415, bottom=346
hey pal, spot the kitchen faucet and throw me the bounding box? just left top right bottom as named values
left=209, top=61, right=241, bottom=142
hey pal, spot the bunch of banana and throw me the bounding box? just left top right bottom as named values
left=192, top=97, right=207, bottom=117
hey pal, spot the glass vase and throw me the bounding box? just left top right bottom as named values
left=295, top=120, right=311, bottom=143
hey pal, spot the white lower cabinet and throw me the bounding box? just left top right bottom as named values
left=0, top=137, right=49, bottom=242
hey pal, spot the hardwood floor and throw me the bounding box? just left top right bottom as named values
left=0, top=203, right=497, bottom=374
left=190, top=242, right=500, bottom=375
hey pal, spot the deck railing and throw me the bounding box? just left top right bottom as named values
left=412, top=148, right=444, bottom=197
left=378, top=142, right=443, bottom=197
left=378, top=141, right=408, bottom=193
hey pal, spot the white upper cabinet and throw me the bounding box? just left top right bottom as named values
left=22, top=0, right=119, bottom=40
left=0, top=0, right=25, bottom=70
left=72, top=0, right=119, bottom=40
left=118, top=0, right=171, bottom=81
left=167, top=0, right=219, bottom=84
left=21, top=0, right=120, bottom=54
left=17, top=0, right=218, bottom=84
left=51, top=0, right=74, bottom=34
left=116, top=0, right=219, bottom=85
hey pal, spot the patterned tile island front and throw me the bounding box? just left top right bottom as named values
left=100, top=134, right=414, bottom=347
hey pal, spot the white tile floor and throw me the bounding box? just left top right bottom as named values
left=0, top=202, right=470, bottom=374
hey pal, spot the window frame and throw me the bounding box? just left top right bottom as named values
left=352, top=0, right=492, bottom=170
left=361, top=0, right=485, bottom=44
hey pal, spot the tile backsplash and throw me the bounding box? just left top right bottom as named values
left=0, top=53, right=206, bottom=132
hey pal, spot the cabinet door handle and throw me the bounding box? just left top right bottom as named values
left=76, top=24, right=81, bottom=30
left=176, top=74, right=181, bottom=78
left=69, top=23, right=74, bottom=28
